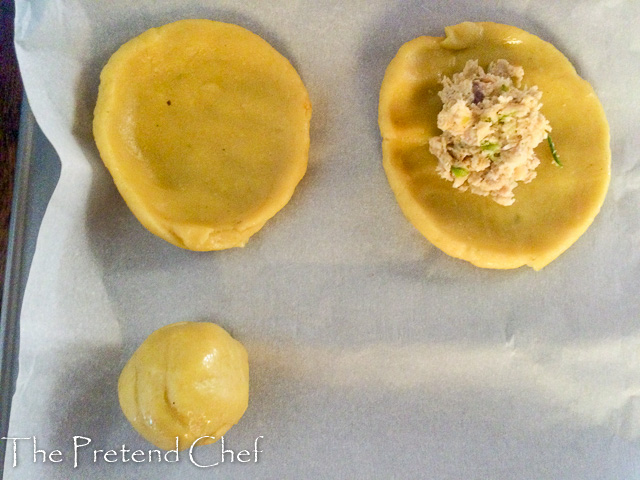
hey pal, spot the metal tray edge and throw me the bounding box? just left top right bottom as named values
left=0, top=100, right=61, bottom=478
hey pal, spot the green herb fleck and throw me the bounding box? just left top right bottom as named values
left=501, top=84, right=509, bottom=92
left=498, top=112, right=514, bottom=123
left=547, top=135, right=562, bottom=167
left=481, top=141, right=500, bottom=153
left=480, top=141, right=501, bottom=161
left=451, top=166, right=469, bottom=178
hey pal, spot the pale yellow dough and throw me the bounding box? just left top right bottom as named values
left=379, top=22, right=610, bottom=270
left=118, top=322, right=249, bottom=451
left=94, top=19, right=311, bottom=250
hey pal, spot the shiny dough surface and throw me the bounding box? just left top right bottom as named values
left=379, top=22, right=610, bottom=270
left=118, top=322, right=249, bottom=451
left=94, top=19, right=311, bottom=250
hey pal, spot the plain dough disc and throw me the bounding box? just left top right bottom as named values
left=94, top=19, right=312, bottom=250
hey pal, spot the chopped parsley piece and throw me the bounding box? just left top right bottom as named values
left=497, top=112, right=514, bottom=123
left=451, top=166, right=469, bottom=177
left=481, top=141, right=500, bottom=153
left=547, top=135, right=562, bottom=167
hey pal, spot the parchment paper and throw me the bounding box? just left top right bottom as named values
left=6, top=0, right=640, bottom=478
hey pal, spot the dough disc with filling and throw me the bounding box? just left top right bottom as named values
left=379, top=22, right=610, bottom=270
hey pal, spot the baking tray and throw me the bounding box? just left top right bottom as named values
left=6, top=2, right=640, bottom=478
left=0, top=100, right=61, bottom=478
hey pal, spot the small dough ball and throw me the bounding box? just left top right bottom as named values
left=118, top=322, right=249, bottom=451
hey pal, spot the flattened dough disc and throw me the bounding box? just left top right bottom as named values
left=94, top=19, right=311, bottom=250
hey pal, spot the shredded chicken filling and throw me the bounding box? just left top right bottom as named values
left=429, top=59, right=551, bottom=206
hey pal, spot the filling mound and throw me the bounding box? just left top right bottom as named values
left=429, top=59, right=551, bottom=206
